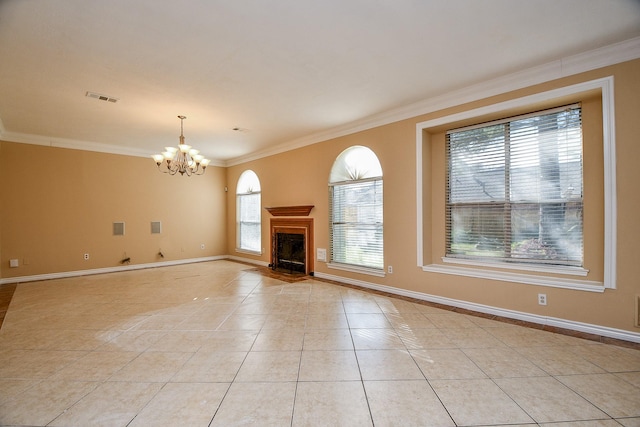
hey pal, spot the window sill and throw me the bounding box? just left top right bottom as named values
left=442, top=256, right=589, bottom=276
left=327, top=262, right=386, bottom=278
left=422, top=263, right=604, bottom=292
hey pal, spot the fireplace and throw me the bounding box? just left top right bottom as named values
left=269, top=217, right=314, bottom=275
left=274, top=232, right=306, bottom=273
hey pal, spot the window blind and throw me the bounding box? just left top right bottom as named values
left=329, top=178, right=383, bottom=270
left=445, top=104, right=583, bottom=266
left=237, top=192, right=261, bottom=252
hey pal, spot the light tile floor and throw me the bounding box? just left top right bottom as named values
left=0, top=260, right=639, bottom=426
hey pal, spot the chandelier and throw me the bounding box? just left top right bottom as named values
left=152, top=115, right=210, bottom=176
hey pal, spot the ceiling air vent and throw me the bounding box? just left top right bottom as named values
left=86, top=91, right=119, bottom=103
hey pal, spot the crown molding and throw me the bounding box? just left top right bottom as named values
left=0, top=131, right=226, bottom=167
left=226, top=36, right=640, bottom=167
left=0, top=131, right=153, bottom=158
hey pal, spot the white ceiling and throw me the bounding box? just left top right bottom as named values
left=0, top=0, right=639, bottom=165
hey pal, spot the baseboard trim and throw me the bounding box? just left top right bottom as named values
left=314, top=271, right=640, bottom=344
left=225, top=255, right=270, bottom=268
left=0, top=256, right=227, bottom=285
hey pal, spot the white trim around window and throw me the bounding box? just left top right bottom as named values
left=416, top=76, right=616, bottom=291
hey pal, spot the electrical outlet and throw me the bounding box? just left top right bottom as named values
left=388, top=265, right=393, bottom=274
left=538, top=293, right=547, bottom=306
left=317, top=248, right=327, bottom=262
left=200, top=244, right=205, bottom=250
left=84, top=253, right=90, bottom=260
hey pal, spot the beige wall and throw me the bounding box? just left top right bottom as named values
left=1, top=59, right=638, bottom=334
left=0, top=143, right=227, bottom=278
left=227, top=59, right=640, bottom=333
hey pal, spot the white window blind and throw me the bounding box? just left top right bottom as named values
left=236, top=170, right=261, bottom=252
left=446, top=105, right=583, bottom=266
left=329, top=146, right=383, bottom=271
left=330, top=179, right=383, bottom=269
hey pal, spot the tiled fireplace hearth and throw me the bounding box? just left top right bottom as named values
left=266, top=206, right=314, bottom=276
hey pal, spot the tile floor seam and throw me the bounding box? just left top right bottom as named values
left=43, top=379, right=102, bottom=427
left=124, top=380, right=171, bottom=427
left=1, top=261, right=638, bottom=426
left=554, top=372, right=635, bottom=420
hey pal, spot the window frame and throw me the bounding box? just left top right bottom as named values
left=236, top=170, right=262, bottom=255
left=416, top=77, right=616, bottom=292
left=328, top=146, right=385, bottom=276
left=445, top=104, right=584, bottom=268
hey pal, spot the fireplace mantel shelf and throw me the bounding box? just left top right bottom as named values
left=265, top=205, right=314, bottom=216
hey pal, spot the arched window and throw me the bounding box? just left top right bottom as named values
left=236, top=170, right=261, bottom=253
left=329, top=146, right=383, bottom=271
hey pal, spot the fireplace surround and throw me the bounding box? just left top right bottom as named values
left=267, top=207, right=314, bottom=275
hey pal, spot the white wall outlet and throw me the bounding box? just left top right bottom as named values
left=387, top=265, right=393, bottom=274
left=200, top=244, right=205, bottom=250
left=538, top=293, right=547, bottom=306
left=317, top=248, right=327, bottom=262
left=84, top=253, right=90, bottom=260
left=9, top=259, right=19, bottom=268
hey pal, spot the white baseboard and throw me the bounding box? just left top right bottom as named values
left=225, top=255, right=270, bottom=268
left=314, top=272, right=640, bottom=344
left=0, top=256, right=227, bottom=285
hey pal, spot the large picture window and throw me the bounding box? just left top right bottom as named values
left=236, top=170, right=261, bottom=253
left=329, top=146, right=383, bottom=271
left=446, top=105, right=583, bottom=267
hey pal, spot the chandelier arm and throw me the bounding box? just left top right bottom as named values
left=159, top=160, right=171, bottom=174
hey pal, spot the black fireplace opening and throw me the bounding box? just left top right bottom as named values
left=274, top=232, right=306, bottom=274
